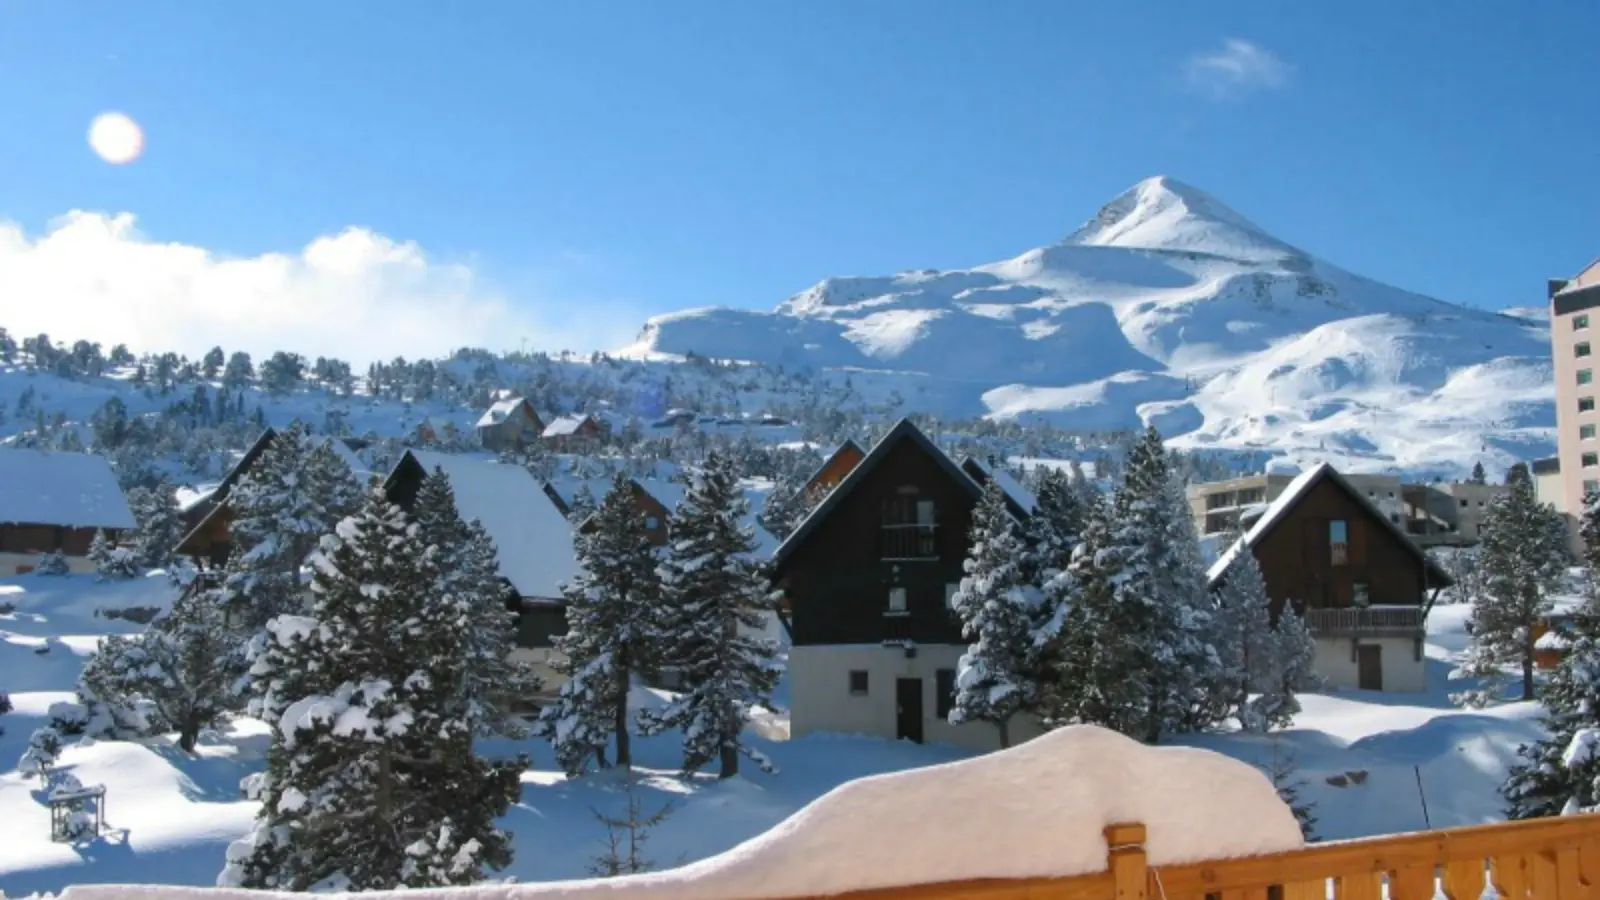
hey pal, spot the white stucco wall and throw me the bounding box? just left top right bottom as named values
left=1312, top=635, right=1426, bottom=693
left=790, top=644, right=1043, bottom=753
left=0, top=551, right=95, bottom=576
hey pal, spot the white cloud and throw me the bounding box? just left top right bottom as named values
left=1184, top=39, right=1293, bottom=100
left=0, top=210, right=637, bottom=364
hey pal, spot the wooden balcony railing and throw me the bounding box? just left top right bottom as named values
left=1304, top=606, right=1424, bottom=635
left=806, top=816, right=1600, bottom=900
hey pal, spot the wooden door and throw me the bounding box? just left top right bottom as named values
left=1357, top=644, right=1383, bottom=691
left=896, top=678, right=924, bottom=743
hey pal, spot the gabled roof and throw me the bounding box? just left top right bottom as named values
left=542, top=414, right=596, bottom=438
left=476, top=397, right=533, bottom=429
left=802, top=439, right=866, bottom=493
left=0, top=449, right=135, bottom=530
left=1205, top=462, right=1453, bottom=588
left=960, top=457, right=1037, bottom=520
left=773, top=419, right=983, bottom=570
left=394, top=450, right=580, bottom=601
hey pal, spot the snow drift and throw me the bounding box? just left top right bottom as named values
left=56, top=725, right=1300, bottom=900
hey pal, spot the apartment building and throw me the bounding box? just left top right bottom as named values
left=1188, top=470, right=1505, bottom=547
left=1550, top=260, right=1600, bottom=550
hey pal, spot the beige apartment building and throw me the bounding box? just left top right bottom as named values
left=1550, top=259, right=1600, bottom=549
left=1188, top=470, right=1505, bottom=547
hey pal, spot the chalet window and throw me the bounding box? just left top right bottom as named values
left=1584, top=424, right=1598, bottom=440
left=849, top=670, right=869, bottom=696
left=1329, top=520, right=1349, bottom=566
left=888, top=586, right=908, bottom=613
left=1583, top=397, right=1596, bottom=413
left=645, top=516, right=660, bottom=529
left=881, top=497, right=938, bottom=560
left=1460, top=498, right=1469, bottom=508
left=935, top=669, right=956, bottom=719
left=1353, top=582, right=1370, bottom=607
left=1580, top=342, right=1594, bottom=358
left=1579, top=315, right=1592, bottom=330
left=944, top=583, right=960, bottom=610
left=1582, top=369, right=1595, bottom=386
left=1585, top=453, right=1599, bottom=469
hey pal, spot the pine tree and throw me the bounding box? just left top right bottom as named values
left=1455, top=474, right=1570, bottom=705
left=1580, top=489, right=1600, bottom=573
left=1022, top=467, right=1087, bottom=584
left=1211, top=541, right=1278, bottom=731
left=220, top=425, right=361, bottom=635
left=641, top=451, right=780, bottom=779
left=1470, top=461, right=1488, bottom=485
left=34, top=549, right=70, bottom=575
left=587, top=771, right=676, bottom=877
left=127, top=483, right=184, bottom=570
left=757, top=475, right=808, bottom=541
left=89, top=530, right=120, bottom=580
left=1504, top=601, right=1600, bottom=819
left=1261, top=734, right=1317, bottom=840
left=1256, top=603, right=1320, bottom=729
left=79, top=586, right=242, bottom=751
left=568, top=482, right=599, bottom=524
left=221, top=489, right=523, bottom=890
left=950, top=480, right=1037, bottom=748
left=411, top=469, right=540, bottom=738
left=535, top=473, right=663, bottom=775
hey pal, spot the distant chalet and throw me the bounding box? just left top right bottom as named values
left=0, top=448, right=135, bottom=576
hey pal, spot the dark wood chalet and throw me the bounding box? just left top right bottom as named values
left=773, top=420, right=1007, bottom=647
left=175, top=428, right=279, bottom=567
left=803, top=439, right=866, bottom=498
left=1208, top=462, right=1453, bottom=640
left=566, top=480, right=672, bottom=548
left=0, top=448, right=136, bottom=575
left=475, top=397, right=545, bottom=452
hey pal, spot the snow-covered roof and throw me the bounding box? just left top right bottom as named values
left=1205, top=462, right=1453, bottom=588
left=962, top=456, right=1038, bottom=516
left=542, top=414, right=594, bottom=437
left=326, top=439, right=374, bottom=482
left=475, top=397, right=529, bottom=429
left=0, top=449, right=135, bottom=530
left=402, top=450, right=580, bottom=601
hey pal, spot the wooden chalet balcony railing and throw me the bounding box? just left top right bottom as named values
left=807, top=816, right=1600, bottom=900
left=1304, top=606, right=1423, bottom=635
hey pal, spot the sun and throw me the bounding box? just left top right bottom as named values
left=88, top=112, right=145, bottom=165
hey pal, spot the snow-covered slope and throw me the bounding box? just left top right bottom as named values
left=622, top=177, right=1553, bottom=477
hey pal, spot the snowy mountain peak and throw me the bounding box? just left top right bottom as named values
left=1062, top=175, right=1302, bottom=264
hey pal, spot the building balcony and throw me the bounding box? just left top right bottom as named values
left=1303, top=605, right=1423, bottom=637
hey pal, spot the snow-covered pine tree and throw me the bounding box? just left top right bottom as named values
left=1255, top=602, right=1320, bottom=730
left=33, top=549, right=70, bottom=576
left=641, top=451, right=780, bottom=779
left=757, top=475, right=808, bottom=542
left=1470, top=461, right=1488, bottom=485
left=411, top=469, right=539, bottom=738
left=220, top=424, right=361, bottom=635
left=222, top=489, right=523, bottom=890
left=1580, top=488, right=1600, bottom=575
left=1454, top=472, right=1570, bottom=705
left=1211, top=538, right=1278, bottom=731
left=1503, top=600, right=1600, bottom=819
left=88, top=530, right=130, bottom=580
left=949, top=479, right=1037, bottom=747
left=1261, top=734, right=1317, bottom=840
left=568, top=482, right=599, bottom=524
left=1023, top=467, right=1087, bottom=584
left=535, top=472, right=663, bottom=776
left=78, top=585, right=242, bottom=751
left=127, top=483, right=184, bottom=570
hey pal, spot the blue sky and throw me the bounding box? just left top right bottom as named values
left=1, top=2, right=1597, bottom=356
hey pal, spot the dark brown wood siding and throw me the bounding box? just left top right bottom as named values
left=777, top=437, right=974, bottom=646
left=1252, top=477, right=1427, bottom=617
left=1, top=524, right=114, bottom=556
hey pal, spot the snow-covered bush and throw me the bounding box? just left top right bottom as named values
left=33, top=551, right=70, bottom=576
left=89, top=530, right=140, bottom=580
left=48, top=700, right=90, bottom=736
left=18, top=726, right=64, bottom=777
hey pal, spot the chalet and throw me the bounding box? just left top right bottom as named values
left=959, top=457, right=1038, bottom=520
left=1207, top=462, right=1454, bottom=693
left=475, top=397, right=544, bottom=452
left=770, top=418, right=1043, bottom=753
left=547, top=478, right=673, bottom=548
left=382, top=449, right=580, bottom=692
left=803, top=439, right=866, bottom=499
left=175, top=428, right=373, bottom=568
left=413, top=416, right=455, bottom=446
left=541, top=414, right=603, bottom=451
left=0, top=449, right=135, bottom=575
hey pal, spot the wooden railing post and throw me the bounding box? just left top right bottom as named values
left=1106, top=823, right=1148, bottom=900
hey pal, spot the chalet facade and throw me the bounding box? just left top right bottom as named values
left=382, top=449, right=580, bottom=694
left=804, top=439, right=866, bottom=499
left=541, top=414, right=603, bottom=451
left=547, top=478, right=673, bottom=548
left=0, top=449, right=135, bottom=575
left=1207, top=463, right=1453, bottom=693
left=771, top=419, right=1043, bottom=753
left=475, top=397, right=544, bottom=452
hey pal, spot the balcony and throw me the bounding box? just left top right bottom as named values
left=1304, top=605, right=1424, bottom=637
left=880, top=525, right=939, bottom=561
